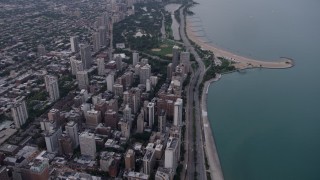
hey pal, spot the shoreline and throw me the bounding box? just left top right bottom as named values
left=201, top=74, right=224, bottom=180
left=186, top=18, right=294, bottom=70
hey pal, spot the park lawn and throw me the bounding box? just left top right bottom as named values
left=150, top=40, right=176, bottom=56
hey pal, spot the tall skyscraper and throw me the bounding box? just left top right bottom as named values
left=93, top=32, right=101, bottom=53
left=45, top=127, right=62, bottom=153
left=115, top=55, right=122, bottom=70
left=11, top=97, right=28, bottom=129
left=113, top=83, right=123, bottom=96
left=137, top=110, right=144, bottom=133
left=164, top=137, right=180, bottom=173
left=99, top=26, right=107, bottom=47
left=143, top=148, right=156, bottom=175
left=172, top=46, right=180, bottom=70
left=97, top=58, right=105, bottom=75
left=173, top=98, right=183, bottom=126
left=120, top=120, right=131, bottom=139
left=106, top=73, right=114, bottom=92
left=132, top=52, right=139, bottom=66
left=80, top=44, right=92, bottom=70
left=58, top=135, right=73, bottom=156
left=70, top=57, right=83, bottom=75
left=79, top=131, right=96, bottom=158
left=147, top=102, right=155, bottom=127
left=76, top=71, right=89, bottom=90
left=130, top=88, right=141, bottom=114
left=70, top=36, right=79, bottom=52
left=65, top=121, right=79, bottom=149
left=123, top=104, right=132, bottom=122
left=140, top=64, right=151, bottom=84
left=180, top=51, right=190, bottom=63
left=45, top=75, right=60, bottom=102
left=158, top=110, right=166, bottom=133
left=125, top=149, right=135, bottom=171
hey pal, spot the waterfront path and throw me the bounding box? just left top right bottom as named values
left=201, top=74, right=224, bottom=180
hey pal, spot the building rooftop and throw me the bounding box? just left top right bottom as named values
left=0, top=143, right=19, bottom=153
left=167, top=137, right=178, bottom=149
left=143, top=148, right=155, bottom=161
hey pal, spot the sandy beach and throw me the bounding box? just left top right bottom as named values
left=186, top=19, right=294, bottom=69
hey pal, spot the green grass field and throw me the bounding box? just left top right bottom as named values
left=150, top=39, right=178, bottom=57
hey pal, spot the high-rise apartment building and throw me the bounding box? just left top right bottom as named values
left=85, top=109, right=102, bottom=127
left=80, top=44, right=92, bottom=70
left=65, top=121, right=79, bottom=149
left=164, top=137, right=180, bottom=173
left=140, top=64, right=151, bottom=84
left=104, top=109, right=118, bottom=129
left=113, top=83, right=124, bottom=96
left=147, top=102, right=155, bottom=127
left=99, top=26, right=107, bottom=47
left=172, top=46, right=180, bottom=70
left=120, top=120, right=130, bottom=139
left=70, top=57, right=83, bottom=75
left=76, top=71, right=89, bottom=90
left=125, top=149, right=135, bottom=171
left=97, top=58, right=105, bottom=75
left=123, top=104, right=132, bottom=121
left=11, top=97, right=28, bottom=128
left=58, top=135, right=73, bottom=156
left=173, top=98, right=183, bottom=126
left=48, top=108, right=60, bottom=123
left=115, top=55, right=122, bottom=70
left=45, top=75, right=60, bottom=101
left=70, top=36, right=79, bottom=52
left=137, top=110, right=145, bottom=133
left=130, top=88, right=141, bottom=114
left=45, top=127, right=62, bottom=153
left=79, top=131, right=96, bottom=158
left=106, top=73, right=114, bottom=92
left=132, top=52, right=139, bottom=66
left=158, top=110, right=166, bottom=133
left=143, top=148, right=156, bottom=175
left=93, top=32, right=101, bottom=53
left=180, top=51, right=190, bottom=72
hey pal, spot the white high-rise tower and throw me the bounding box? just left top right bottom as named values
left=70, top=36, right=79, bottom=52
left=173, top=98, right=183, bottom=126
left=11, top=97, right=28, bottom=129
left=45, top=75, right=60, bottom=102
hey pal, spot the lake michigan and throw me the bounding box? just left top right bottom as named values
left=191, top=0, right=320, bottom=179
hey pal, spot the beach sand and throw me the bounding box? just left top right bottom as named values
left=186, top=19, right=293, bottom=69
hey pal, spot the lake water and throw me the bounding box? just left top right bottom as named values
left=191, top=0, right=320, bottom=179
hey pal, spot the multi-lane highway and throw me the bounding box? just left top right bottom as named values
left=179, top=5, right=207, bottom=180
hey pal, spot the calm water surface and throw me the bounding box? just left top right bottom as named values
left=192, top=0, right=320, bottom=179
